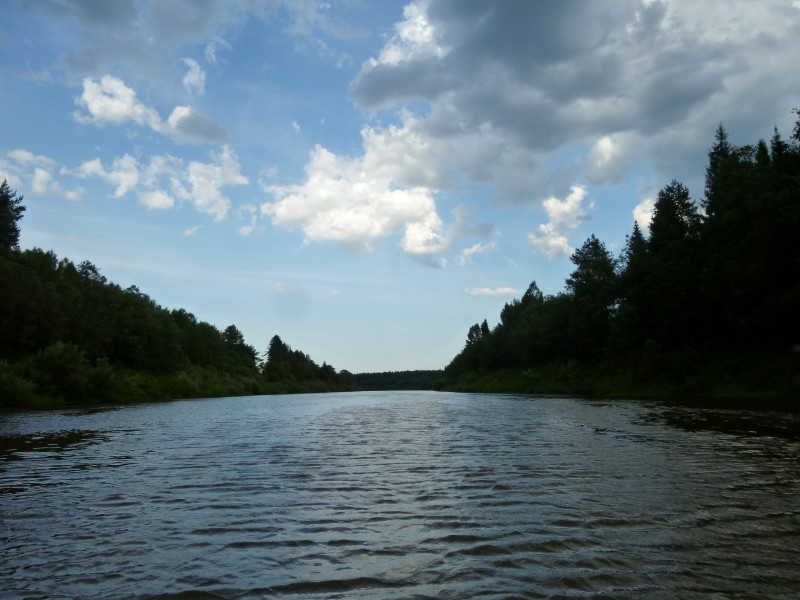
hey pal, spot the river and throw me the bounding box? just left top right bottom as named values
left=2, top=392, right=799, bottom=599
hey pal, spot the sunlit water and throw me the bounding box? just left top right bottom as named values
left=2, top=392, right=799, bottom=599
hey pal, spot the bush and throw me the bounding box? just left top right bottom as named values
left=34, top=341, right=89, bottom=402
left=0, top=361, right=35, bottom=407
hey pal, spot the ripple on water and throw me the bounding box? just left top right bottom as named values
left=2, top=392, right=800, bottom=599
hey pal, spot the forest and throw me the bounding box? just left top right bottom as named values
left=441, top=111, right=800, bottom=400
left=0, top=185, right=357, bottom=409
left=2, top=108, right=799, bottom=407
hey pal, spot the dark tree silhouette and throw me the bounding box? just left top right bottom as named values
left=704, top=124, right=733, bottom=212
left=0, top=180, right=25, bottom=254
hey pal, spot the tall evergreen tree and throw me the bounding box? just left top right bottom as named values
left=648, top=181, right=702, bottom=348
left=613, top=221, right=652, bottom=351
left=771, top=127, right=790, bottom=160
left=649, top=180, right=701, bottom=251
left=704, top=124, right=733, bottom=214
left=565, top=235, right=618, bottom=359
left=0, top=180, right=25, bottom=254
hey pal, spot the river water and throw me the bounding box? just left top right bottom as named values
left=1, top=392, right=799, bottom=599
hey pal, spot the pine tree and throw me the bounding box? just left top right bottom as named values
left=565, top=235, right=618, bottom=358
left=704, top=124, right=732, bottom=213
left=0, top=180, right=25, bottom=254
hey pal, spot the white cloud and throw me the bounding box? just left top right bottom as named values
left=291, top=120, right=301, bottom=134
left=7, top=149, right=56, bottom=168
left=237, top=204, right=260, bottom=236
left=139, top=190, right=174, bottom=210
left=183, top=225, right=202, bottom=237
left=349, top=0, right=800, bottom=203
left=179, top=146, right=248, bottom=221
left=262, top=133, right=450, bottom=257
left=376, top=1, right=447, bottom=66
left=166, top=105, right=228, bottom=144
left=3, top=149, right=81, bottom=200
left=457, top=241, right=497, bottom=266
left=466, top=287, right=519, bottom=297
left=181, top=58, right=206, bottom=96
left=32, top=168, right=53, bottom=194
left=633, top=197, right=656, bottom=230
left=75, top=154, right=140, bottom=198
left=69, top=146, right=247, bottom=221
left=75, top=76, right=227, bottom=144
left=585, top=133, right=637, bottom=185
left=205, top=37, right=232, bottom=64
left=529, top=185, right=591, bottom=258
left=74, top=75, right=162, bottom=129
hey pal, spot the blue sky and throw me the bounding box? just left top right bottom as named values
left=1, top=1, right=799, bottom=372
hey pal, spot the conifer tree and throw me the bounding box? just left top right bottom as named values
left=0, top=180, right=25, bottom=254
left=704, top=124, right=732, bottom=213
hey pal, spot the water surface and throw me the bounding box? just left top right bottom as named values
left=2, top=392, right=799, bottom=598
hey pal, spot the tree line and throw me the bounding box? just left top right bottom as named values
left=0, top=182, right=355, bottom=408
left=443, top=110, right=800, bottom=398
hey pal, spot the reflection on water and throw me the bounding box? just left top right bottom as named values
left=0, top=429, right=108, bottom=462
left=1, top=392, right=799, bottom=599
left=655, top=406, right=800, bottom=438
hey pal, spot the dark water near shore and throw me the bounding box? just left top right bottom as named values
left=2, top=392, right=799, bottom=599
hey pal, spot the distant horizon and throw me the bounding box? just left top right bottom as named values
left=2, top=1, right=799, bottom=372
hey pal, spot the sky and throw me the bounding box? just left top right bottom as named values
left=1, top=1, right=799, bottom=373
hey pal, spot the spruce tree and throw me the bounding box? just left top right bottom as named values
left=0, top=180, right=25, bottom=254
left=704, top=124, right=732, bottom=214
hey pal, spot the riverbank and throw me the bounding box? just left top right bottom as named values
left=437, top=354, right=799, bottom=410
left=0, top=360, right=358, bottom=412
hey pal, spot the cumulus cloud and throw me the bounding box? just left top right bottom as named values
left=633, top=197, right=656, bottom=230
left=2, top=149, right=81, bottom=200
left=75, top=154, right=140, bottom=198
left=261, top=125, right=452, bottom=257
left=139, top=189, right=174, bottom=210
left=173, top=146, right=249, bottom=221
left=74, top=75, right=162, bottom=129
left=75, top=75, right=227, bottom=144
left=457, top=241, right=497, bottom=266
left=32, top=168, right=54, bottom=194
left=375, top=2, right=448, bottom=67
left=529, top=185, right=592, bottom=258
left=349, top=0, right=800, bottom=200
left=166, top=105, right=229, bottom=144
left=585, top=133, right=638, bottom=184
left=466, top=287, right=519, bottom=297
left=68, top=146, right=247, bottom=221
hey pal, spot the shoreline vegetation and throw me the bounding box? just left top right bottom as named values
left=2, top=108, right=799, bottom=411
left=438, top=110, right=800, bottom=409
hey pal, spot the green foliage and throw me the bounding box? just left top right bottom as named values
left=0, top=361, right=35, bottom=408
left=32, top=342, right=90, bottom=402
left=444, top=108, right=800, bottom=399
left=260, top=335, right=356, bottom=393
left=565, top=235, right=618, bottom=359
left=0, top=209, right=295, bottom=407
